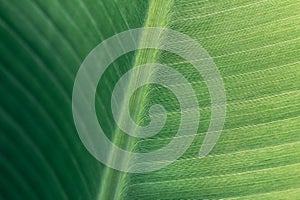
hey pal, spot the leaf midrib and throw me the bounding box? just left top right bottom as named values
left=97, top=1, right=173, bottom=199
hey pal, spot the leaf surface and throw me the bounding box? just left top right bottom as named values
left=1, top=0, right=300, bottom=199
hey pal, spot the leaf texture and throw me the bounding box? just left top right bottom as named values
left=0, top=0, right=300, bottom=200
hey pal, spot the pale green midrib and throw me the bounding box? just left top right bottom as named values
left=115, top=1, right=174, bottom=199
left=97, top=1, right=173, bottom=200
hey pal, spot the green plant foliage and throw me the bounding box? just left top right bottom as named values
left=1, top=0, right=300, bottom=199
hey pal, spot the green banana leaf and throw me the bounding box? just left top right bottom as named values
left=1, top=0, right=300, bottom=199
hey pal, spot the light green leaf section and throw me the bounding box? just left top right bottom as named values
left=1, top=0, right=300, bottom=200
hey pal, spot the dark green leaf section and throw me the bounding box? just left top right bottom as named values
left=0, top=0, right=149, bottom=199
